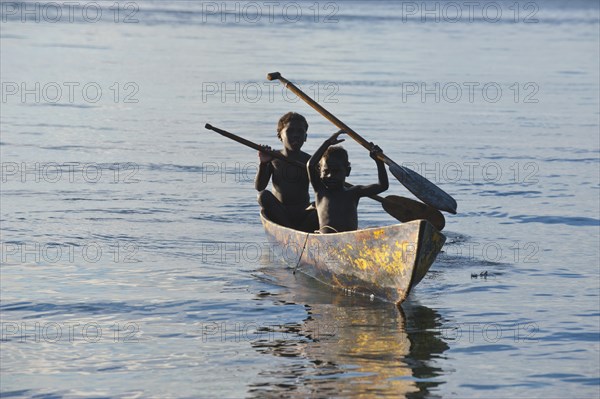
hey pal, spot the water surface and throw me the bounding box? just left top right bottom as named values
left=1, top=1, right=599, bottom=397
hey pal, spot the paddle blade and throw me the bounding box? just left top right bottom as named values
left=382, top=195, right=446, bottom=231
left=387, top=162, right=457, bottom=214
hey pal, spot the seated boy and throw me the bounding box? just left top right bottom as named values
left=307, top=131, right=389, bottom=233
left=255, top=112, right=318, bottom=232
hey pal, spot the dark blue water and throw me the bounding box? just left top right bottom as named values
left=1, top=1, right=599, bottom=397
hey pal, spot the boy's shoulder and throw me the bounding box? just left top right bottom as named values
left=269, top=149, right=285, bottom=159
left=299, top=150, right=311, bottom=161
left=342, top=184, right=367, bottom=196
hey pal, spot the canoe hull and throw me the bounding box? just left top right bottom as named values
left=260, top=213, right=446, bottom=304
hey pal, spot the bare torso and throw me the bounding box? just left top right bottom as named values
left=314, top=188, right=360, bottom=232
left=269, top=151, right=311, bottom=207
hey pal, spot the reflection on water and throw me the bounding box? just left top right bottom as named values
left=249, top=268, right=449, bottom=398
left=403, top=304, right=449, bottom=399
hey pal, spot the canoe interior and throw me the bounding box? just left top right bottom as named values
left=260, top=211, right=446, bottom=304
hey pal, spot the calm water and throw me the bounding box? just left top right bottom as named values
left=1, top=1, right=599, bottom=397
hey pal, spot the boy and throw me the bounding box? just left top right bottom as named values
left=307, top=131, right=389, bottom=233
left=255, top=112, right=318, bottom=232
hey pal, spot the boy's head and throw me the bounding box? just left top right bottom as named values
left=319, top=146, right=351, bottom=190
left=277, top=112, right=308, bottom=152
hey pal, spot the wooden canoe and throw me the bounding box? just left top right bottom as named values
left=260, top=212, right=446, bottom=305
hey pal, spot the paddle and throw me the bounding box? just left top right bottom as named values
left=205, top=123, right=445, bottom=230
left=266, top=72, right=458, bottom=215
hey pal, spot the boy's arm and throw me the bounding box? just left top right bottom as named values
left=353, top=145, right=389, bottom=197
left=254, top=145, right=273, bottom=191
left=307, top=131, right=345, bottom=192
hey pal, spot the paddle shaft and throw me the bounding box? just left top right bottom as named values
left=267, top=73, right=375, bottom=152
left=205, top=123, right=286, bottom=159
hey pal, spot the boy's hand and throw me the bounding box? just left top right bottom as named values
left=258, top=145, right=273, bottom=163
left=369, top=143, right=383, bottom=160
left=327, top=130, right=346, bottom=145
